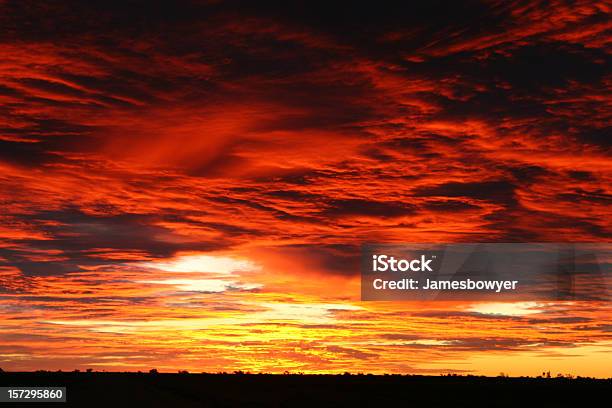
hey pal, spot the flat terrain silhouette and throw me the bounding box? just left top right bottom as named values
left=0, top=372, right=609, bottom=407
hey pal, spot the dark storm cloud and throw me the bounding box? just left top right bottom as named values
left=264, top=190, right=321, bottom=201
left=505, top=165, right=551, bottom=184
left=576, top=127, right=612, bottom=149
left=0, top=0, right=217, bottom=42
left=556, top=189, right=612, bottom=206
left=379, top=332, right=577, bottom=352
left=0, top=140, right=64, bottom=167
left=274, top=243, right=361, bottom=276
left=421, top=200, right=481, bottom=213
left=410, top=42, right=610, bottom=93
left=226, top=0, right=501, bottom=52
left=446, top=338, right=575, bottom=352
left=0, top=110, right=97, bottom=139
left=28, top=209, right=183, bottom=253
left=413, top=181, right=518, bottom=206
left=0, top=209, right=230, bottom=276
left=322, top=199, right=417, bottom=218
left=0, top=249, right=83, bottom=277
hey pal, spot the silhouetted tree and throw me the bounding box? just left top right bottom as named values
left=149, top=368, right=159, bottom=374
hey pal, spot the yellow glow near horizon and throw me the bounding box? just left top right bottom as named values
left=140, top=254, right=260, bottom=274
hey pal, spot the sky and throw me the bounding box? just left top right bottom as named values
left=0, top=0, right=610, bottom=376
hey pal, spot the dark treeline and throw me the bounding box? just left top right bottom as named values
left=0, top=371, right=610, bottom=407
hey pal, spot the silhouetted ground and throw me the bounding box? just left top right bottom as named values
left=0, top=372, right=609, bottom=407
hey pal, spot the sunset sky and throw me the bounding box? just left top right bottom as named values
left=0, top=1, right=610, bottom=377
